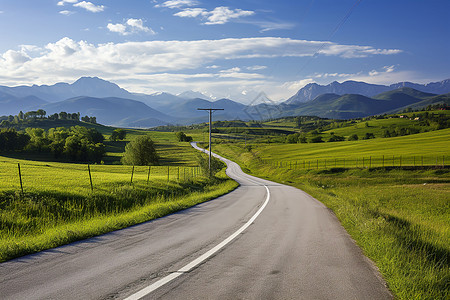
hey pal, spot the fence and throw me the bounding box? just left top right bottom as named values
left=263, top=155, right=449, bottom=170
left=0, top=161, right=203, bottom=195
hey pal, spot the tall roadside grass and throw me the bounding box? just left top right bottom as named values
left=0, top=157, right=238, bottom=262
left=214, top=141, right=449, bottom=300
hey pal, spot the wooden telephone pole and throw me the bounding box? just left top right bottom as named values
left=197, top=108, right=224, bottom=176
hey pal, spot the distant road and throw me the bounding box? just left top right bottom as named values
left=0, top=143, right=391, bottom=299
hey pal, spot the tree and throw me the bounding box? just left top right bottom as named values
left=362, top=132, right=375, bottom=140
left=176, top=131, right=193, bottom=142
left=310, top=136, right=324, bottom=143
left=121, top=135, right=159, bottom=166
left=0, top=128, right=30, bottom=151
left=348, top=134, right=359, bottom=141
left=36, top=109, right=46, bottom=119
left=59, top=112, right=68, bottom=120
left=196, top=153, right=224, bottom=177
left=328, top=134, right=345, bottom=142
left=110, top=129, right=127, bottom=141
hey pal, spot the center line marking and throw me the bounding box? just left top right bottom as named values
left=124, top=185, right=271, bottom=300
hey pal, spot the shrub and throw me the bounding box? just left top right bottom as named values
left=121, top=135, right=159, bottom=166
left=348, top=134, right=359, bottom=141
left=310, top=136, right=324, bottom=143
left=176, top=131, right=193, bottom=142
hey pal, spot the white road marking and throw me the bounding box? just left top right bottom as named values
left=124, top=185, right=271, bottom=300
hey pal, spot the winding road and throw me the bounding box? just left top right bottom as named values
left=0, top=143, right=392, bottom=299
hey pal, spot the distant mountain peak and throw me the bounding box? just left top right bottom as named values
left=177, top=90, right=211, bottom=100
left=284, top=78, right=450, bottom=105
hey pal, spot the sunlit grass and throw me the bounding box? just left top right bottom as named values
left=213, top=130, right=450, bottom=300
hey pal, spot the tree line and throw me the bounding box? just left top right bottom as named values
left=0, top=110, right=97, bottom=127
left=0, top=126, right=105, bottom=163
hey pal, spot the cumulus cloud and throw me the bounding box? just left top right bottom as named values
left=0, top=37, right=403, bottom=97
left=57, top=0, right=78, bottom=6
left=73, top=1, right=104, bottom=13
left=59, top=10, right=75, bottom=15
left=107, top=23, right=127, bottom=35
left=282, top=79, right=315, bottom=91
left=107, top=18, right=155, bottom=35
left=247, top=65, right=267, bottom=71
left=174, top=6, right=254, bottom=25
left=205, top=7, right=254, bottom=25
left=155, top=0, right=199, bottom=9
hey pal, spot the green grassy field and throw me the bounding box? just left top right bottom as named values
left=254, top=128, right=450, bottom=168
left=0, top=129, right=239, bottom=262
left=212, top=129, right=449, bottom=300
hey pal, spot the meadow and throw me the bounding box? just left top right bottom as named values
left=0, top=129, right=238, bottom=262
left=212, top=129, right=449, bottom=300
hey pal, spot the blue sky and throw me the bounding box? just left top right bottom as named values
left=0, top=0, right=449, bottom=102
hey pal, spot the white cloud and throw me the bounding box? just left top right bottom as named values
left=204, top=7, right=254, bottom=25
left=59, top=10, right=75, bottom=16
left=107, top=23, right=127, bottom=35
left=282, top=79, right=315, bottom=92
left=156, top=0, right=199, bottom=9
left=220, top=67, right=241, bottom=73
left=126, top=19, right=154, bottom=33
left=174, top=6, right=254, bottom=25
left=0, top=37, right=403, bottom=99
left=2, top=50, right=30, bottom=65
left=57, top=0, right=78, bottom=6
left=73, top=1, right=104, bottom=13
left=174, top=8, right=206, bottom=18
left=247, top=65, right=267, bottom=71
left=383, top=65, right=396, bottom=73
left=107, top=18, right=155, bottom=35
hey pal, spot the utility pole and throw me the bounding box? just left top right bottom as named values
left=197, top=108, right=224, bottom=176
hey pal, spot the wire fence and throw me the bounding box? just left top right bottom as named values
left=263, top=155, right=449, bottom=170
left=0, top=161, right=203, bottom=195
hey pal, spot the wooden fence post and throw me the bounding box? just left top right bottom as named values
left=147, top=166, right=151, bottom=185
left=130, top=165, right=135, bottom=184
left=88, top=164, right=93, bottom=192
left=18, top=163, right=24, bottom=195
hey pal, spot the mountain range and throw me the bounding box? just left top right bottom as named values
left=0, top=77, right=449, bottom=127
left=285, top=79, right=450, bottom=104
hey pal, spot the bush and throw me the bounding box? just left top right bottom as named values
left=121, top=135, right=159, bottom=166
left=328, top=134, right=345, bottom=142
left=196, top=153, right=225, bottom=177
left=348, top=134, right=359, bottom=141
left=310, top=136, right=324, bottom=143
left=110, top=129, right=126, bottom=141
left=176, top=131, right=193, bottom=142
left=0, top=128, right=30, bottom=151
left=362, top=132, right=375, bottom=140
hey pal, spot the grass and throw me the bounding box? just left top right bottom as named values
left=212, top=129, right=450, bottom=300
left=0, top=157, right=238, bottom=262
left=0, top=128, right=239, bottom=262
left=254, top=128, right=450, bottom=167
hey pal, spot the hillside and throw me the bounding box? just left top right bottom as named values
left=0, top=92, right=48, bottom=115
left=281, top=88, right=446, bottom=119
left=42, top=96, right=174, bottom=127
left=285, top=79, right=450, bottom=105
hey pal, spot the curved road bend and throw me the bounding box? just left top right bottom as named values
left=0, top=143, right=391, bottom=300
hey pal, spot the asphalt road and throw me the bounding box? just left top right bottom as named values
left=0, top=143, right=392, bottom=299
